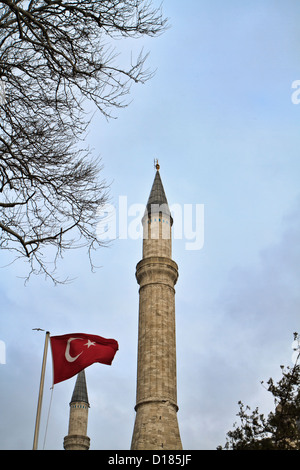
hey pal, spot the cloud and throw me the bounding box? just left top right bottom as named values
left=177, top=196, right=300, bottom=449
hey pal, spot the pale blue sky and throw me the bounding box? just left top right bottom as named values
left=1, top=0, right=300, bottom=449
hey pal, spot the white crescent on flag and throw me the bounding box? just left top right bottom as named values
left=65, top=337, right=83, bottom=363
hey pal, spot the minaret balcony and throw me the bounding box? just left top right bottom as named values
left=136, top=257, right=178, bottom=289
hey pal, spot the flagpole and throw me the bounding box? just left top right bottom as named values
left=33, top=331, right=50, bottom=450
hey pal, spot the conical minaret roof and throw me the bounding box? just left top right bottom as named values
left=145, top=164, right=171, bottom=217
left=70, top=370, right=89, bottom=406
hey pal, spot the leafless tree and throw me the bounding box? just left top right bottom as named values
left=0, top=0, right=167, bottom=282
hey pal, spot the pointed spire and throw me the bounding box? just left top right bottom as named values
left=70, top=370, right=89, bottom=406
left=146, top=162, right=171, bottom=217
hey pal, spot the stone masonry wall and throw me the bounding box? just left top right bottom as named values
left=131, top=213, right=182, bottom=450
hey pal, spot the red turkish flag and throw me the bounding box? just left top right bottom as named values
left=50, top=333, right=118, bottom=384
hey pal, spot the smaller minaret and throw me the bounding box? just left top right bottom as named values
left=63, top=370, right=90, bottom=450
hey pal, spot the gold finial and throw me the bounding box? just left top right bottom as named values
left=154, top=158, right=160, bottom=171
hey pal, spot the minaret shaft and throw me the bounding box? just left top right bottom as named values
left=131, top=169, right=182, bottom=450
left=135, top=258, right=178, bottom=407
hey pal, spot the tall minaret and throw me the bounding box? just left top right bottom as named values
left=131, top=162, right=182, bottom=450
left=63, top=370, right=90, bottom=450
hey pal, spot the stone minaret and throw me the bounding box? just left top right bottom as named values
left=131, top=162, right=182, bottom=450
left=63, top=370, right=90, bottom=450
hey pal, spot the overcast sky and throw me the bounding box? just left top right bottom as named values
left=1, top=0, right=300, bottom=450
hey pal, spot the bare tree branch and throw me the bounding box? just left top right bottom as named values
left=0, top=0, right=167, bottom=282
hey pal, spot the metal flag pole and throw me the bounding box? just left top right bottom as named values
left=33, top=330, right=50, bottom=450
